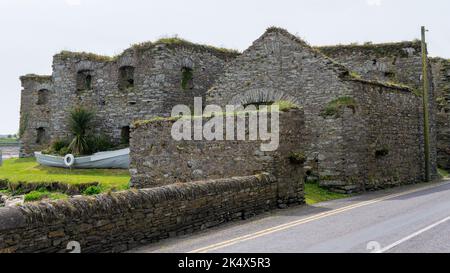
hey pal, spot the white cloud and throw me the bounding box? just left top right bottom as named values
left=65, top=0, right=81, bottom=6
left=366, top=0, right=382, bottom=6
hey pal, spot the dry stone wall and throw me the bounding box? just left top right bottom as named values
left=0, top=173, right=294, bottom=253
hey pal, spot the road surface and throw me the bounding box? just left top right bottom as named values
left=131, top=179, right=450, bottom=253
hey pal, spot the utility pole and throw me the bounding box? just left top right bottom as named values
left=421, top=26, right=431, bottom=182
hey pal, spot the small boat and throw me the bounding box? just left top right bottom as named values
left=34, top=148, right=130, bottom=169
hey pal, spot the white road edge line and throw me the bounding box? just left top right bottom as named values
left=377, top=216, right=450, bottom=253
left=189, top=180, right=450, bottom=253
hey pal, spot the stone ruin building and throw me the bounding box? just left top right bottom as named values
left=19, top=41, right=238, bottom=156
left=19, top=27, right=450, bottom=193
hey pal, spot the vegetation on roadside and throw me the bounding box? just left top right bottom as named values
left=0, top=158, right=130, bottom=192
left=438, top=168, right=449, bottom=178
left=83, top=185, right=103, bottom=196
left=305, top=182, right=348, bottom=205
left=24, top=188, right=68, bottom=202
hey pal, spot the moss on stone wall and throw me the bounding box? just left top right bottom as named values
left=19, top=74, right=52, bottom=83
left=54, top=51, right=114, bottom=62
left=320, top=96, right=357, bottom=118
left=131, top=36, right=240, bottom=59
left=317, top=41, right=422, bottom=58
left=133, top=104, right=302, bottom=129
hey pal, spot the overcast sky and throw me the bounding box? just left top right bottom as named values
left=0, top=0, right=449, bottom=134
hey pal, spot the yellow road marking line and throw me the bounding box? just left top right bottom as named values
left=189, top=181, right=450, bottom=253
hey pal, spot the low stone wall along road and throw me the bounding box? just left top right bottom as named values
left=131, top=180, right=450, bottom=253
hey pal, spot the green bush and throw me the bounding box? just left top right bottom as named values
left=24, top=190, right=47, bottom=202
left=52, top=139, right=70, bottom=152
left=83, top=185, right=102, bottom=196
left=68, top=107, right=95, bottom=155
left=86, top=135, right=113, bottom=154
left=58, top=146, right=71, bottom=156
left=24, top=189, right=68, bottom=202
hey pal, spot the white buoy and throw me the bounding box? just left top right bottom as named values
left=64, top=154, right=75, bottom=168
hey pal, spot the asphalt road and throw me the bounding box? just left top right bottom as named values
left=131, top=179, right=450, bottom=253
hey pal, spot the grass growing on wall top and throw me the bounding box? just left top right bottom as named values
left=24, top=189, right=69, bottom=202
left=0, top=158, right=130, bottom=191
left=320, top=96, right=357, bottom=118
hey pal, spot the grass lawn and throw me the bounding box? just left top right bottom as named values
left=305, top=182, right=349, bottom=205
left=0, top=138, right=18, bottom=144
left=438, top=168, right=449, bottom=178
left=0, top=158, right=130, bottom=192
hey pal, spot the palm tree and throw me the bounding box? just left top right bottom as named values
left=68, top=107, right=94, bottom=155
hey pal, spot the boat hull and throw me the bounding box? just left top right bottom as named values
left=34, top=148, right=130, bottom=169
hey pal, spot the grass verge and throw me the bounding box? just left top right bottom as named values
left=0, top=158, right=130, bottom=192
left=305, top=182, right=349, bottom=205
left=24, top=189, right=69, bottom=202
left=438, top=168, right=449, bottom=178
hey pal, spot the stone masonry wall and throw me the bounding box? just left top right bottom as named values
left=0, top=173, right=296, bottom=253
left=130, top=109, right=306, bottom=204
left=317, top=42, right=438, bottom=177
left=19, top=75, right=53, bottom=157
left=336, top=81, right=425, bottom=192
left=317, top=42, right=424, bottom=88
left=431, top=58, right=450, bottom=169
left=207, top=28, right=355, bottom=186
left=49, top=45, right=236, bottom=144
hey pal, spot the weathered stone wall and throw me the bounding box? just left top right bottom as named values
left=431, top=58, right=450, bottom=169
left=207, top=28, right=356, bottom=185
left=317, top=42, right=424, bottom=88
left=19, top=41, right=238, bottom=156
left=0, top=173, right=299, bottom=253
left=130, top=108, right=306, bottom=204
left=335, top=81, right=425, bottom=192
left=317, top=42, right=438, bottom=177
left=19, top=75, right=53, bottom=157
left=206, top=28, right=434, bottom=191
left=49, top=45, right=236, bottom=144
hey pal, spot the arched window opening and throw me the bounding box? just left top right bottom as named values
left=77, top=70, right=93, bottom=91
left=36, top=127, right=46, bottom=144
left=119, top=66, right=135, bottom=90
left=181, top=67, right=194, bottom=90
left=37, top=89, right=49, bottom=105
left=121, top=126, right=131, bottom=144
